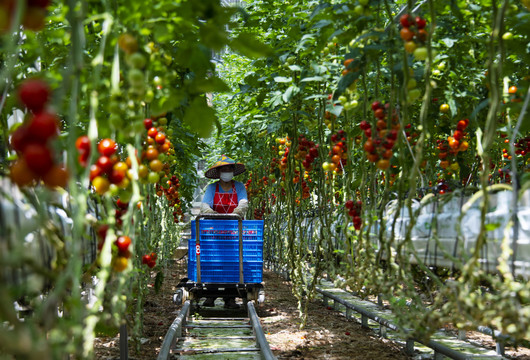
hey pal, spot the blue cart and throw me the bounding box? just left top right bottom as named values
left=174, top=214, right=265, bottom=306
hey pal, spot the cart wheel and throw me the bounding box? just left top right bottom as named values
left=173, top=288, right=188, bottom=305
left=258, top=290, right=265, bottom=305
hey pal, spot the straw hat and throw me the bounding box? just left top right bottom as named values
left=204, top=155, right=246, bottom=179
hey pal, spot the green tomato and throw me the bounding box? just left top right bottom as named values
left=354, top=4, right=364, bottom=15
left=359, top=0, right=369, bottom=5
left=437, top=62, right=446, bottom=71
left=413, top=47, right=428, bottom=61
left=158, top=117, right=168, bottom=125
left=127, top=52, right=147, bottom=69
left=144, top=89, right=154, bottom=103
left=148, top=172, right=160, bottom=184
left=338, top=95, right=348, bottom=104
left=407, top=78, right=417, bottom=90
left=128, top=69, right=145, bottom=87
left=432, top=69, right=441, bottom=76
left=407, top=88, right=422, bottom=103
left=502, top=32, right=514, bottom=41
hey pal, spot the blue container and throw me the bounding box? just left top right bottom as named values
left=188, top=220, right=264, bottom=283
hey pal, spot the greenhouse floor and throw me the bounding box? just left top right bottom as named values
left=93, top=259, right=530, bottom=359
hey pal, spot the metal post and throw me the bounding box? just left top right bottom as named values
left=405, top=339, right=415, bottom=355
left=457, top=330, right=466, bottom=340
left=377, top=294, right=383, bottom=307
left=323, top=296, right=328, bottom=307
left=379, top=325, right=387, bottom=338
left=496, top=340, right=505, bottom=356
left=195, top=219, right=201, bottom=283
left=238, top=217, right=244, bottom=284
left=120, top=324, right=128, bottom=360
left=361, top=314, right=368, bottom=328
left=346, top=307, right=352, bottom=319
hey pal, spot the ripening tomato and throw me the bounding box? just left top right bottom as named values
left=374, top=108, right=385, bottom=120
left=96, top=156, right=114, bottom=174
left=98, top=138, right=117, bottom=157
left=458, top=141, right=469, bottom=152
left=92, top=176, right=110, bottom=195
left=439, top=104, right=450, bottom=113
left=376, top=159, right=390, bottom=170
left=404, top=41, right=416, bottom=54
left=9, top=159, right=37, bottom=187
left=42, top=165, right=68, bottom=189
left=113, top=256, right=128, bottom=272
left=18, top=78, right=50, bottom=113
left=453, top=130, right=464, bottom=141
left=440, top=160, right=449, bottom=169
left=89, top=164, right=103, bottom=181
left=400, top=27, right=414, bottom=41
left=145, top=147, right=159, bottom=161
left=138, top=164, right=149, bottom=178
left=363, top=140, right=375, bottom=153
left=149, top=159, right=164, bottom=172
left=118, top=33, right=138, bottom=54
left=23, top=143, right=53, bottom=175
left=27, top=112, right=59, bottom=142
left=116, top=235, right=131, bottom=253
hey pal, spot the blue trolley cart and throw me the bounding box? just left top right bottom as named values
left=174, top=213, right=265, bottom=306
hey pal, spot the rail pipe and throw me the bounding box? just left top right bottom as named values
left=247, top=301, right=276, bottom=360
left=316, top=288, right=471, bottom=360
left=157, top=300, right=191, bottom=360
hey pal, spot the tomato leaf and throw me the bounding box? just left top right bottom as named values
left=230, top=33, right=273, bottom=59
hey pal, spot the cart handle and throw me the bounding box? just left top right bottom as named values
left=194, top=213, right=244, bottom=284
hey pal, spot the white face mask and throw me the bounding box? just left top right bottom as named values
left=220, top=172, right=234, bottom=182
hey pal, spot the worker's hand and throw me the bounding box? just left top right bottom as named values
left=200, top=203, right=216, bottom=214
left=232, top=199, right=248, bottom=218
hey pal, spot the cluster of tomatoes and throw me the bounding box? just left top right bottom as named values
left=294, top=135, right=319, bottom=172
left=0, top=0, right=51, bottom=33
left=322, top=130, right=347, bottom=174
left=142, top=252, right=157, bottom=269
left=399, top=13, right=429, bottom=61
left=156, top=175, right=183, bottom=223
left=78, top=137, right=131, bottom=195
left=514, top=136, right=530, bottom=158
left=345, top=200, right=363, bottom=230
left=253, top=201, right=266, bottom=220
left=437, top=119, right=470, bottom=171
left=140, top=117, right=173, bottom=184
left=95, top=224, right=133, bottom=272
left=9, top=79, right=68, bottom=189
left=275, top=137, right=291, bottom=171
left=360, top=101, right=399, bottom=170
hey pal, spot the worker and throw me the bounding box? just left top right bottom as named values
left=200, top=155, right=248, bottom=308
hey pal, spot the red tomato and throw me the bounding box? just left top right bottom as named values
left=415, top=16, right=427, bottom=29
left=76, top=135, right=91, bottom=153
left=148, top=260, right=156, bottom=268
left=142, top=254, right=151, bottom=264
left=9, top=158, right=37, bottom=187
left=18, top=78, right=50, bottom=113
left=374, top=108, right=385, bottom=120
left=10, top=124, right=30, bottom=153
left=155, top=132, right=166, bottom=144
left=22, top=7, right=47, bottom=31
left=143, top=118, right=153, bottom=129
left=371, top=101, right=382, bottom=111
left=98, top=138, right=117, bottom=157
left=400, top=27, right=414, bottom=41
left=345, top=200, right=354, bottom=210
left=23, top=143, right=53, bottom=175
left=27, top=112, right=59, bottom=142
left=89, top=164, right=103, bottom=181
left=116, top=236, right=131, bottom=253
left=147, top=127, right=158, bottom=139
left=399, top=14, right=413, bottom=28
left=109, top=169, right=125, bottom=184
left=96, top=156, right=113, bottom=174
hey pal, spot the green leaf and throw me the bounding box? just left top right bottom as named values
left=189, top=77, right=230, bottom=94
left=485, top=223, right=500, bottom=232
left=183, top=97, right=217, bottom=138
left=441, top=38, right=457, bottom=48
left=230, top=33, right=273, bottom=59
left=274, top=76, right=292, bottom=83
left=282, top=85, right=299, bottom=102
left=301, top=76, right=324, bottom=82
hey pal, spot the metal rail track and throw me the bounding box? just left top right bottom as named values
left=157, top=300, right=276, bottom=359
